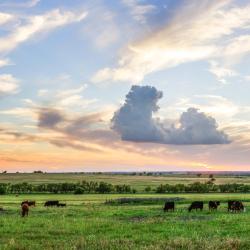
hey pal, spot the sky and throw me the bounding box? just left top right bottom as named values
left=0, top=0, right=250, bottom=172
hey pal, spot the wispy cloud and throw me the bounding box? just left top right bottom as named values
left=0, top=0, right=40, bottom=8
left=0, top=74, right=19, bottom=96
left=0, top=12, right=14, bottom=25
left=0, top=9, right=87, bottom=54
left=122, top=0, right=156, bottom=24
left=208, top=61, right=238, bottom=84
left=93, top=0, right=250, bottom=83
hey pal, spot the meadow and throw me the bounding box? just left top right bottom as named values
left=0, top=173, right=250, bottom=250
left=0, top=172, right=250, bottom=192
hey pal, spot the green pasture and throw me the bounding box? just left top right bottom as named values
left=0, top=193, right=250, bottom=250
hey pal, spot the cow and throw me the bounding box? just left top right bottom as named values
left=188, top=201, right=203, bottom=212
left=21, top=203, right=29, bottom=217
left=57, top=203, right=66, bottom=207
left=44, top=200, right=59, bottom=207
left=209, top=201, right=220, bottom=210
left=21, top=201, right=36, bottom=207
left=228, top=200, right=237, bottom=212
left=163, top=201, right=175, bottom=212
left=229, top=201, right=244, bottom=213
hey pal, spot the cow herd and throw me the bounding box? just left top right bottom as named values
left=20, top=200, right=66, bottom=217
left=164, top=200, right=245, bottom=213
left=19, top=199, right=246, bottom=217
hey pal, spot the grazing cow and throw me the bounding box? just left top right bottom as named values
left=57, top=203, right=66, bottom=207
left=229, top=201, right=244, bottom=213
left=228, top=200, right=237, bottom=212
left=163, top=201, right=175, bottom=212
left=21, top=203, right=29, bottom=217
left=21, top=201, right=36, bottom=207
left=188, top=201, right=204, bottom=212
left=44, top=200, right=59, bottom=207
left=209, top=201, right=220, bottom=210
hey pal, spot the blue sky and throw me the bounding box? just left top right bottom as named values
left=0, top=0, right=250, bottom=172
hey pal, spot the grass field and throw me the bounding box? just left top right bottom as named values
left=0, top=192, right=250, bottom=250
left=0, top=173, right=250, bottom=192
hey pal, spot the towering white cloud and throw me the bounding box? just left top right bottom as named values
left=111, top=85, right=230, bottom=145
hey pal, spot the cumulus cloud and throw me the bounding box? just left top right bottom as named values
left=111, top=85, right=230, bottom=145
left=0, top=74, right=19, bottom=96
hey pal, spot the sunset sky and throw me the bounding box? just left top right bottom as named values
left=1, top=0, right=250, bottom=172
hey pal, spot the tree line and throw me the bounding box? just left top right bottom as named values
left=0, top=181, right=249, bottom=194
left=155, top=182, right=250, bottom=193
left=0, top=181, right=136, bottom=194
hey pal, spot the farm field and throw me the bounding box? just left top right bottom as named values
left=0, top=193, right=250, bottom=250
left=0, top=173, right=250, bottom=192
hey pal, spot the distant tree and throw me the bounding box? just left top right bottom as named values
left=0, top=184, right=7, bottom=195
left=74, top=187, right=85, bottom=194
left=156, top=184, right=166, bottom=193
left=145, top=186, right=151, bottom=192
left=209, top=174, right=214, bottom=179
left=96, top=182, right=113, bottom=193
left=197, top=173, right=202, bottom=177
left=132, top=189, right=137, bottom=194
left=33, top=170, right=43, bottom=174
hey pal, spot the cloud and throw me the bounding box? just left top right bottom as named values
left=208, top=61, right=238, bottom=84
left=37, top=108, right=65, bottom=129
left=111, top=85, right=230, bottom=145
left=93, top=0, right=250, bottom=83
left=36, top=107, right=111, bottom=151
left=0, top=0, right=40, bottom=8
left=0, top=12, right=14, bottom=25
left=37, top=84, right=97, bottom=110
left=0, top=74, right=19, bottom=96
left=0, top=58, right=11, bottom=67
left=81, top=5, right=120, bottom=48
left=0, top=9, right=87, bottom=54
left=122, top=0, right=156, bottom=24
left=161, top=95, right=240, bottom=122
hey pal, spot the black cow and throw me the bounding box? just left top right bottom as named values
left=229, top=201, right=244, bottom=213
left=163, top=201, right=175, bottom=212
left=57, top=203, right=66, bottom=207
left=44, top=200, right=59, bottom=207
left=209, top=201, right=220, bottom=210
left=228, top=200, right=237, bottom=212
left=188, top=201, right=203, bottom=212
left=21, top=201, right=36, bottom=207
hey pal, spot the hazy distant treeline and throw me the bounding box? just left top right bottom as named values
left=0, top=181, right=249, bottom=194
